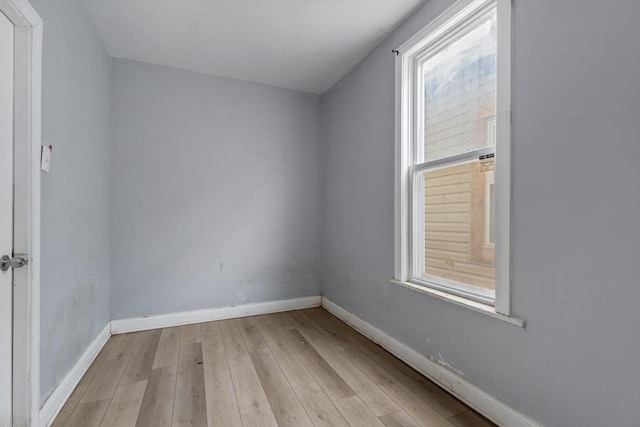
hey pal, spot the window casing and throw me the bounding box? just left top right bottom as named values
left=394, top=0, right=512, bottom=315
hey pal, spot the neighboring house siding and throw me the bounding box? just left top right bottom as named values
left=423, top=69, right=496, bottom=290
left=424, top=74, right=496, bottom=160
left=424, top=162, right=495, bottom=289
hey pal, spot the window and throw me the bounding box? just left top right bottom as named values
left=394, top=0, right=512, bottom=315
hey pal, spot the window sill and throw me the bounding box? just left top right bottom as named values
left=390, top=279, right=526, bottom=328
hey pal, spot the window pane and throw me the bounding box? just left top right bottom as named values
left=420, top=158, right=495, bottom=290
left=421, top=9, right=497, bottom=162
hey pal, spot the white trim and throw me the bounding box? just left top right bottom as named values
left=493, top=0, right=512, bottom=315
left=395, top=0, right=490, bottom=56
left=111, top=296, right=322, bottom=334
left=38, top=323, right=110, bottom=427
left=0, top=0, right=42, bottom=425
left=321, top=297, right=539, bottom=427
left=394, top=51, right=410, bottom=282
left=0, top=0, right=41, bottom=27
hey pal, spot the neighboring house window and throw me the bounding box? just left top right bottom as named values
left=394, top=0, right=512, bottom=315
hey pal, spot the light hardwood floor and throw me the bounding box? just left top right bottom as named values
left=51, top=308, right=495, bottom=427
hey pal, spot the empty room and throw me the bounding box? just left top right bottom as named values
left=0, top=0, right=638, bottom=426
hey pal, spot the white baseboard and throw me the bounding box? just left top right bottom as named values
left=39, top=322, right=111, bottom=427
left=111, top=296, right=322, bottom=334
left=321, top=297, right=542, bottom=427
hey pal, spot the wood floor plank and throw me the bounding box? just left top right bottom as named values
left=289, top=311, right=400, bottom=417
left=228, top=360, right=278, bottom=427
left=201, top=321, right=243, bottom=427
left=181, top=323, right=202, bottom=344
left=223, top=319, right=278, bottom=426
left=268, top=314, right=355, bottom=402
left=81, top=357, right=132, bottom=403
left=303, top=309, right=455, bottom=427
left=282, top=328, right=355, bottom=401
left=449, top=411, right=495, bottom=427
left=77, top=336, right=122, bottom=389
left=379, top=410, right=421, bottom=427
left=219, top=319, right=251, bottom=366
left=237, top=317, right=313, bottom=427
left=135, top=365, right=177, bottom=427
left=122, top=329, right=162, bottom=385
left=293, top=382, right=350, bottom=427
left=252, top=315, right=315, bottom=387
left=152, top=327, right=182, bottom=369
left=376, top=385, right=453, bottom=427
left=107, top=333, right=141, bottom=361
left=100, top=380, right=147, bottom=427
left=172, top=341, right=207, bottom=427
left=334, top=395, right=386, bottom=427
left=50, top=385, right=88, bottom=427
left=64, top=400, right=110, bottom=427
left=249, top=349, right=315, bottom=427
left=265, top=311, right=297, bottom=332
left=237, top=317, right=270, bottom=354
left=309, top=308, right=467, bottom=418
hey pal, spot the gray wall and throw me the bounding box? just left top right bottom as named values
left=31, top=0, right=112, bottom=405
left=321, top=0, right=640, bottom=426
left=111, top=59, right=322, bottom=319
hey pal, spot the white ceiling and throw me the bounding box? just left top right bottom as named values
left=82, top=0, right=425, bottom=94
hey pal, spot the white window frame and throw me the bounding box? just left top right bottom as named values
left=393, top=0, right=514, bottom=318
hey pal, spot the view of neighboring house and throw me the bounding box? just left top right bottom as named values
left=423, top=12, right=497, bottom=290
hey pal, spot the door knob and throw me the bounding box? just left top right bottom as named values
left=0, top=255, right=29, bottom=272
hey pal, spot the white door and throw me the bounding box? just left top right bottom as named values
left=0, top=9, right=14, bottom=425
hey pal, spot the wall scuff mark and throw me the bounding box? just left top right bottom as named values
left=431, top=353, right=464, bottom=377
